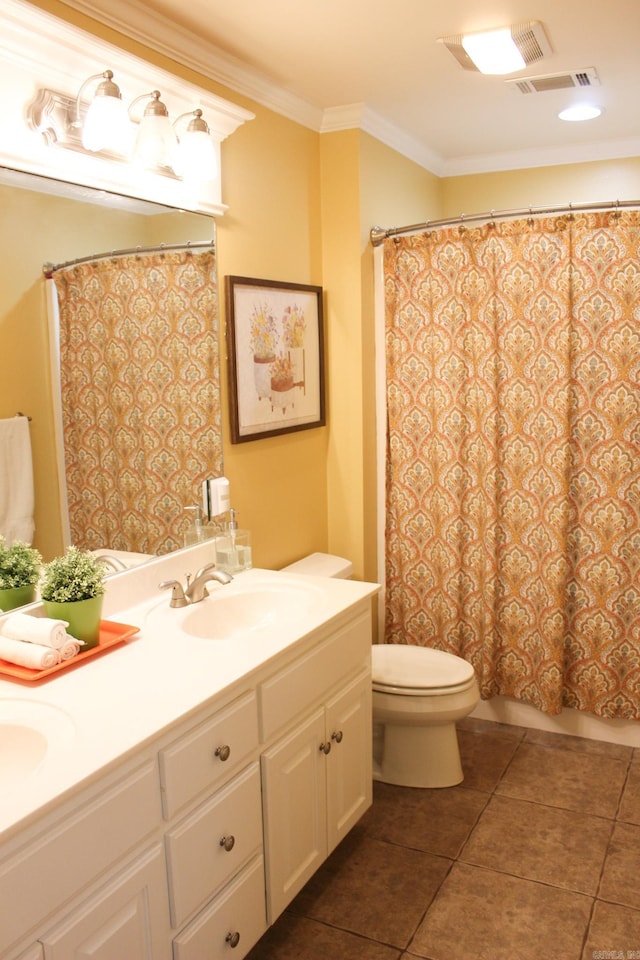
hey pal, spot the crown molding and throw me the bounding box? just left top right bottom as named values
left=441, top=136, right=640, bottom=177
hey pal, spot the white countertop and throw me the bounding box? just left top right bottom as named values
left=0, top=545, right=379, bottom=840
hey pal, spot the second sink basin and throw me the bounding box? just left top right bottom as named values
left=146, top=575, right=327, bottom=640
left=0, top=699, right=76, bottom=791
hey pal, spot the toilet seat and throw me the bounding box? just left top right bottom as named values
left=372, top=644, right=475, bottom=696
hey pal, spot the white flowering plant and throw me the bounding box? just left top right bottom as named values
left=40, top=546, right=107, bottom=602
left=0, top=536, right=42, bottom=588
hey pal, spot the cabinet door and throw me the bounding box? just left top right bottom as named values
left=39, top=846, right=170, bottom=960
left=325, top=670, right=372, bottom=853
left=261, top=708, right=327, bottom=922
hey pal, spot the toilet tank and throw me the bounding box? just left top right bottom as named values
left=281, top=552, right=353, bottom=579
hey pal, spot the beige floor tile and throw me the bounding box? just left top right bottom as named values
left=360, top=780, right=489, bottom=858
left=619, top=761, right=640, bottom=825
left=456, top=727, right=520, bottom=792
left=496, top=742, right=627, bottom=817
left=245, top=914, right=402, bottom=960
left=461, top=794, right=613, bottom=894
left=582, top=900, right=640, bottom=960
left=289, top=830, right=451, bottom=949
left=599, top=821, right=640, bottom=910
left=524, top=727, right=634, bottom=762
left=409, top=861, right=592, bottom=960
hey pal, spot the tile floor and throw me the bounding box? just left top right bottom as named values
left=247, top=716, right=640, bottom=960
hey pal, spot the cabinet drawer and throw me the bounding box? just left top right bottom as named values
left=173, top=855, right=266, bottom=960
left=159, top=691, right=259, bottom=819
left=259, top=611, right=371, bottom=740
left=0, top=761, right=159, bottom=958
left=166, top=762, right=263, bottom=928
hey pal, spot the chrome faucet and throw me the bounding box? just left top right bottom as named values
left=185, top=562, right=233, bottom=603
left=159, top=563, right=232, bottom=608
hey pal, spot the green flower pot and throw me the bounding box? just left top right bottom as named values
left=0, top=584, right=36, bottom=611
left=42, top=595, right=104, bottom=649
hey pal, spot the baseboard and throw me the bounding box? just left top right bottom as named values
left=471, top=695, right=639, bottom=748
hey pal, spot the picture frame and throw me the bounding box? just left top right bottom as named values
left=225, top=275, right=326, bottom=443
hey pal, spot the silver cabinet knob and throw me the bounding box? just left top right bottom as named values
left=225, top=931, right=240, bottom=948
left=331, top=730, right=344, bottom=743
left=215, top=744, right=231, bottom=762
left=220, top=835, right=235, bottom=852
left=319, top=741, right=331, bottom=755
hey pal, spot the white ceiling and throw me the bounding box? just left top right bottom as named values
left=65, top=0, right=640, bottom=176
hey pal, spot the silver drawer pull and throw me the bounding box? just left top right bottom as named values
left=215, top=744, right=231, bottom=762
left=331, top=730, right=344, bottom=744
left=220, top=834, right=235, bottom=852
left=225, top=931, right=240, bottom=948
left=319, top=741, right=331, bottom=755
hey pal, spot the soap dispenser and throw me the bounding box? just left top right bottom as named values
left=184, top=504, right=205, bottom=547
left=215, top=508, right=252, bottom=574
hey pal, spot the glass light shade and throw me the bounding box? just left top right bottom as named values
left=172, top=129, right=218, bottom=181
left=133, top=114, right=177, bottom=169
left=462, top=28, right=525, bottom=75
left=558, top=104, right=602, bottom=122
left=78, top=70, right=132, bottom=154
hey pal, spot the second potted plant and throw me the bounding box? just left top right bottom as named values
left=0, top=536, right=43, bottom=611
left=40, top=546, right=107, bottom=648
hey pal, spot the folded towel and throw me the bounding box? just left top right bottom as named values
left=0, top=613, right=69, bottom=649
left=60, top=637, right=83, bottom=660
left=0, top=635, right=60, bottom=669
left=0, top=417, right=35, bottom=545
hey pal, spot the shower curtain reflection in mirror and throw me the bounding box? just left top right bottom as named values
left=47, top=249, right=222, bottom=556
left=383, top=212, right=639, bottom=720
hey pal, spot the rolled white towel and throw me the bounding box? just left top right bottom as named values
left=60, top=637, right=83, bottom=660
left=0, top=612, right=69, bottom=649
left=0, top=635, right=60, bottom=669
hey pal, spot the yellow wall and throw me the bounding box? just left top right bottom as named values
left=8, top=0, right=640, bottom=583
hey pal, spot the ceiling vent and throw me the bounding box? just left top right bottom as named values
left=505, top=67, right=600, bottom=94
left=439, top=20, right=552, bottom=72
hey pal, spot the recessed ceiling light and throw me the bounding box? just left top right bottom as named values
left=461, top=28, right=525, bottom=75
left=558, top=104, right=602, bottom=122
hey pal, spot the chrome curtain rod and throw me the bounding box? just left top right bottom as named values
left=43, top=239, right=215, bottom=276
left=370, top=199, right=640, bottom=246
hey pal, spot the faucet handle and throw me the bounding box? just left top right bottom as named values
left=159, top=579, right=190, bottom=608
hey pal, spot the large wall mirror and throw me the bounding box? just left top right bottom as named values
left=0, top=167, right=222, bottom=581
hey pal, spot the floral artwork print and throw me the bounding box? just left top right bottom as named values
left=226, top=276, right=325, bottom=442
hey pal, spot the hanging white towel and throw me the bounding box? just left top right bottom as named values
left=0, top=416, right=35, bottom=544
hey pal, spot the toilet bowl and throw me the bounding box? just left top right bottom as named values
left=371, top=644, right=479, bottom=788
left=280, top=553, right=480, bottom=789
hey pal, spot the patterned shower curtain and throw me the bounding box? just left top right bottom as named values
left=54, top=250, right=222, bottom=556
left=384, top=212, right=640, bottom=719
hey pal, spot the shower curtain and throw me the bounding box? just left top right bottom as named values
left=383, top=212, right=640, bottom=719
left=51, top=249, right=221, bottom=555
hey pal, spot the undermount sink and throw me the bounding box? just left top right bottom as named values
left=146, top=575, right=327, bottom=640
left=0, top=699, right=76, bottom=791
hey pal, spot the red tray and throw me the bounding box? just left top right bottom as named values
left=0, top=620, right=139, bottom=683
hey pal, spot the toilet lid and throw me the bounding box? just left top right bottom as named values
left=371, top=644, right=475, bottom=691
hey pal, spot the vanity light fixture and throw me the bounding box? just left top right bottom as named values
left=172, top=109, right=218, bottom=182
left=75, top=70, right=132, bottom=154
left=439, top=20, right=552, bottom=75
left=130, top=90, right=177, bottom=169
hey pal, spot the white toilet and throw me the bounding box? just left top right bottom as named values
left=281, top=553, right=480, bottom=789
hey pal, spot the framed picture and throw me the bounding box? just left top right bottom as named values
left=225, top=275, right=326, bottom=443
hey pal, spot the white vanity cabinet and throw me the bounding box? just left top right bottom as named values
left=159, top=691, right=267, bottom=958
left=260, top=609, right=372, bottom=921
left=0, top=581, right=377, bottom=960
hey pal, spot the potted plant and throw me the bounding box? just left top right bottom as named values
left=0, top=536, right=43, bottom=611
left=270, top=353, right=295, bottom=413
left=40, top=546, right=107, bottom=648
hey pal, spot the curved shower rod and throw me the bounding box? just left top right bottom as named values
left=43, top=238, right=215, bottom=277
left=370, top=199, right=640, bottom=246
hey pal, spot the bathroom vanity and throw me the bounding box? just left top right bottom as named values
left=0, top=546, right=379, bottom=960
